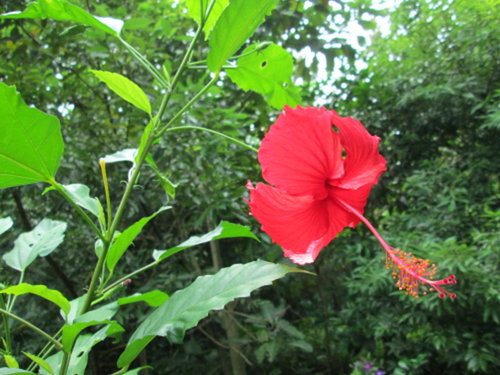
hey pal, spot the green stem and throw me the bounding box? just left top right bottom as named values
left=156, top=73, right=220, bottom=136
left=27, top=329, right=62, bottom=372
left=50, top=181, right=105, bottom=242
left=6, top=271, right=24, bottom=311
left=101, top=261, right=158, bottom=295
left=0, top=308, right=62, bottom=350
left=119, top=38, right=169, bottom=88
left=0, top=296, right=12, bottom=353
left=166, top=126, right=258, bottom=153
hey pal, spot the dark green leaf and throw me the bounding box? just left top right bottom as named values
left=117, top=260, right=302, bottom=367
left=118, top=291, right=169, bottom=307
left=2, top=219, right=67, bottom=272
left=0, top=83, right=64, bottom=189
left=207, top=0, right=279, bottom=72
left=106, top=206, right=170, bottom=273
left=152, top=221, right=258, bottom=263
left=227, top=43, right=301, bottom=109
left=0, top=283, right=70, bottom=315
left=0, top=0, right=123, bottom=36
left=146, top=155, right=177, bottom=199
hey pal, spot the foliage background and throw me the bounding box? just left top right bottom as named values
left=0, top=0, right=498, bottom=374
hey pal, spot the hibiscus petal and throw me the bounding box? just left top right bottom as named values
left=258, top=106, right=344, bottom=198
left=247, top=182, right=332, bottom=264
left=332, top=114, right=387, bottom=190
left=328, top=185, right=373, bottom=230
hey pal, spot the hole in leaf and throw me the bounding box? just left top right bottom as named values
left=260, top=60, right=267, bottom=68
left=76, top=351, right=85, bottom=358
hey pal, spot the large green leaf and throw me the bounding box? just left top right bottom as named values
left=0, top=0, right=123, bottom=36
left=207, top=0, right=279, bottom=72
left=0, top=217, right=13, bottom=236
left=185, top=0, right=229, bottom=38
left=2, top=219, right=67, bottom=272
left=90, top=70, right=151, bottom=115
left=106, top=206, right=170, bottom=273
left=0, top=283, right=70, bottom=315
left=0, top=83, right=64, bottom=189
left=152, top=221, right=258, bottom=263
left=117, top=260, right=303, bottom=368
left=227, top=43, right=301, bottom=109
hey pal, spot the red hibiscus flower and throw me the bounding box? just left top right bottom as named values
left=247, top=106, right=456, bottom=298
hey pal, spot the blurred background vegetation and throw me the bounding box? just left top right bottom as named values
left=0, top=0, right=498, bottom=374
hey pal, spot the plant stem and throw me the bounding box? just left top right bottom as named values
left=27, top=329, right=62, bottom=372
left=0, top=296, right=12, bottom=353
left=156, top=73, right=220, bottom=136
left=50, top=181, right=105, bottom=242
left=166, top=126, right=258, bottom=152
left=0, top=308, right=62, bottom=350
left=6, top=271, right=24, bottom=311
left=101, top=261, right=158, bottom=295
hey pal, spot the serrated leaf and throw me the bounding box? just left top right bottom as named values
left=0, top=83, right=64, bottom=189
left=117, top=260, right=301, bottom=367
left=91, top=70, right=151, bottom=115
left=118, top=291, right=169, bottom=307
left=22, top=353, right=54, bottom=375
left=227, top=43, right=301, bottom=109
left=0, top=217, right=13, bottom=236
left=0, top=0, right=123, bottom=36
left=207, top=0, right=279, bottom=72
left=106, top=206, right=170, bottom=273
left=186, top=0, right=229, bottom=38
left=0, top=283, right=70, bottom=315
left=2, top=219, right=67, bottom=272
left=152, top=221, right=258, bottom=263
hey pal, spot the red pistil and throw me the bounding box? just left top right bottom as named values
left=337, top=199, right=457, bottom=299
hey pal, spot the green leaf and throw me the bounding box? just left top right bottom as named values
left=118, top=291, right=169, bottom=307
left=0, top=283, right=70, bottom=315
left=207, top=0, right=279, bottom=72
left=2, top=219, right=67, bottom=272
left=145, top=155, right=177, bottom=199
left=101, top=148, right=138, bottom=182
left=152, top=221, right=258, bottom=263
left=44, top=324, right=121, bottom=375
left=2, top=355, right=18, bottom=368
left=61, top=301, right=120, bottom=351
left=0, top=0, right=123, bottom=36
left=106, top=206, right=170, bottom=273
left=90, top=70, right=151, bottom=115
left=117, top=260, right=302, bottom=367
left=227, top=43, right=301, bottom=109
left=22, top=353, right=54, bottom=375
left=186, top=0, right=229, bottom=38
left=58, top=184, right=104, bottom=223
left=0, top=217, right=13, bottom=236
left=0, top=369, right=35, bottom=375
left=0, top=83, right=64, bottom=189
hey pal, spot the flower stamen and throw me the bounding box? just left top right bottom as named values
left=337, top=199, right=457, bottom=299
